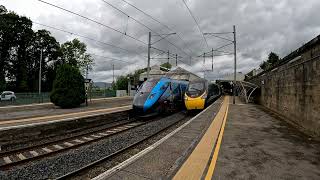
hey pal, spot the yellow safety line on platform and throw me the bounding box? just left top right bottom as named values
left=205, top=103, right=229, bottom=179
left=0, top=105, right=131, bottom=125
left=173, top=96, right=229, bottom=180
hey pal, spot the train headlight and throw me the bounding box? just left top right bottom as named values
left=149, top=93, right=156, bottom=99
left=184, top=96, right=188, bottom=100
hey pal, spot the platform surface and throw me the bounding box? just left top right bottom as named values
left=97, top=96, right=320, bottom=180
left=212, top=99, right=320, bottom=179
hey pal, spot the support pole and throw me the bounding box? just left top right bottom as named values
left=167, top=50, right=170, bottom=65
left=147, top=32, right=151, bottom=79
left=233, top=25, right=237, bottom=104
left=212, top=48, right=214, bottom=71
left=203, top=52, right=205, bottom=78
left=39, top=49, right=42, bottom=96
left=112, top=64, right=115, bottom=84
left=176, top=54, right=178, bottom=66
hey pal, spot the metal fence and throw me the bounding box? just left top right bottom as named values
left=0, top=90, right=117, bottom=107
left=0, top=92, right=51, bottom=107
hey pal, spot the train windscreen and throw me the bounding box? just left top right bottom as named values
left=139, top=79, right=158, bottom=93
left=186, top=82, right=205, bottom=97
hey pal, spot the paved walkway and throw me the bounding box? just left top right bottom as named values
left=213, top=99, right=320, bottom=179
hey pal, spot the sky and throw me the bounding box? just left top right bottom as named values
left=2, top=0, right=320, bottom=82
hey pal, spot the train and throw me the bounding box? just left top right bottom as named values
left=132, top=77, right=189, bottom=116
left=184, top=78, right=222, bottom=111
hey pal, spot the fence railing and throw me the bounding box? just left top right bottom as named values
left=0, top=90, right=117, bottom=107
left=0, top=92, right=50, bottom=107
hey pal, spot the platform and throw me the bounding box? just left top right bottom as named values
left=0, top=96, right=132, bottom=123
left=93, top=96, right=320, bottom=179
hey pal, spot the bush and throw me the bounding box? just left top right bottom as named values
left=50, top=64, right=85, bottom=108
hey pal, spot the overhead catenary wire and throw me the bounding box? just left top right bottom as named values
left=37, top=0, right=147, bottom=45
left=119, top=0, right=194, bottom=55
left=101, top=0, right=192, bottom=61
left=90, top=53, right=131, bottom=64
left=32, top=22, right=147, bottom=58
left=181, top=0, right=209, bottom=49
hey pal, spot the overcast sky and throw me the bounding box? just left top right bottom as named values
left=2, top=0, right=320, bottom=82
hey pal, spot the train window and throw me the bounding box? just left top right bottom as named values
left=161, top=82, right=169, bottom=90
left=188, top=82, right=204, bottom=92
left=186, top=82, right=205, bottom=97
left=139, top=79, right=158, bottom=93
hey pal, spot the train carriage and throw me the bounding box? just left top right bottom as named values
left=184, top=78, right=221, bottom=111
left=133, top=77, right=188, bottom=116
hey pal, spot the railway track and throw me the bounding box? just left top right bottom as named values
left=55, top=113, right=189, bottom=180
left=0, top=119, right=147, bottom=169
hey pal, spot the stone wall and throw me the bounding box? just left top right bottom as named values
left=250, top=38, right=320, bottom=137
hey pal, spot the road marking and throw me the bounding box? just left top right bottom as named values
left=173, top=96, right=229, bottom=180
left=17, top=153, right=26, bottom=160
left=64, top=142, right=74, bottom=147
left=42, top=147, right=53, bottom=153
left=3, top=156, right=12, bottom=164
left=74, top=139, right=84, bottom=143
left=205, top=104, right=229, bottom=179
left=30, top=151, right=39, bottom=156
left=91, top=98, right=223, bottom=180
left=83, top=137, right=93, bottom=141
left=53, top=145, right=64, bottom=150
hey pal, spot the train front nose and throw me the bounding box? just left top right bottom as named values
left=133, top=92, right=149, bottom=113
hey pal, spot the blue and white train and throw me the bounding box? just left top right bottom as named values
left=133, top=77, right=188, bottom=115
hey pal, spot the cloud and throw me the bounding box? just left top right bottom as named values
left=2, top=0, right=320, bottom=82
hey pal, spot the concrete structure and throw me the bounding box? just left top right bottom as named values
left=249, top=35, right=320, bottom=137
left=222, top=72, right=245, bottom=81
left=139, top=65, right=166, bottom=81
left=166, top=67, right=201, bottom=81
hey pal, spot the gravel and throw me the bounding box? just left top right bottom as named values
left=0, top=112, right=189, bottom=180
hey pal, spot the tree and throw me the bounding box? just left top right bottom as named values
left=0, top=9, right=33, bottom=91
left=60, top=38, right=93, bottom=75
left=0, top=5, right=7, bottom=14
left=114, top=75, right=129, bottom=90
left=27, top=29, right=61, bottom=92
left=50, top=64, right=85, bottom=108
left=267, top=52, right=280, bottom=64
left=160, top=62, right=172, bottom=70
left=259, top=52, right=280, bottom=71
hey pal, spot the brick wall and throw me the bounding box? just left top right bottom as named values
left=250, top=42, right=320, bottom=137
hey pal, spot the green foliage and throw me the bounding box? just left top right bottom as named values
left=0, top=5, right=7, bottom=14
left=113, top=68, right=147, bottom=90
left=60, top=38, right=93, bottom=75
left=260, top=52, right=280, bottom=70
left=0, top=5, right=93, bottom=93
left=50, top=64, right=85, bottom=108
left=160, top=62, right=172, bottom=70
left=114, top=76, right=128, bottom=90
